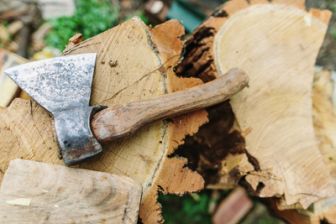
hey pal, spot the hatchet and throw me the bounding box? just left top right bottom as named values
left=5, top=53, right=248, bottom=165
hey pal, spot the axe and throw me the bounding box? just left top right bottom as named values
left=5, top=53, right=248, bottom=165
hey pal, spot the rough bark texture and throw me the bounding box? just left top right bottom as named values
left=0, top=18, right=208, bottom=224
left=0, top=159, right=142, bottom=224
left=177, top=0, right=334, bottom=211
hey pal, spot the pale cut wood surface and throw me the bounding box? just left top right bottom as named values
left=307, top=69, right=336, bottom=224
left=214, top=3, right=333, bottom=208
left=0, top=50, right=27, bottom=107
left=92, top=68, right=248, bottom=142
left=313, top=69, right=336, bottom=178
left=0, top=18, right=207, bottom=224
left=0, top=159, right=142, bottom=224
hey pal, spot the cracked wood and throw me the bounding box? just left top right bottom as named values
left=0, top=18, right=207, bottom=224
left=177, top=0, right=335, bottom=210
left=0, top=159, right=142, bottom=224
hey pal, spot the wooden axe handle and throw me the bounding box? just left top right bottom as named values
left=92, top=68, right=248, bottom=142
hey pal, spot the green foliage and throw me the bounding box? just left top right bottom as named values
left=45, top=0, right=119, bottom=50
left=160, top=190, right=285, bottom=224
left=159, top=190, right=227, bottom=224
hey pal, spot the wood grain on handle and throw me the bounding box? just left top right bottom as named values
left=92, top=68, right=248, bottom=142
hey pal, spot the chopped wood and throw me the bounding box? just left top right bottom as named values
left=0, top=1, right=29, bottom=20
left=7, top=20, right=23, bottom=35
left=32, top=23, right=52, bottom=51
left=305, top=68, right=336, bottom=224
left=0, top=25, right=9, bottom=44
left=37, top=0, right=75, bottom=19
left=0, top=50, right=28, bottom=107
left=0, top=18, right=207, bottom=224
left=177, top=0, right=334, bottom=210
left=0, top=159, right=142, bottom=224
left=216, top=3, right=333, bottom=208
left=213, top=187, right=253, bottom=224
left=313, top=68, right=336, bottom=177
left=197, top=68, right=336, bottom=224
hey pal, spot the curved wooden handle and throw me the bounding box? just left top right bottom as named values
left=92, top=68, right=248, bottom=142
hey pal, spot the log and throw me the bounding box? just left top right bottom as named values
left=0, top=18, right=208, bottom=223
left=0, top=159, right=142, bottom=224
left=306, top=68, right=336, bottom=224
left=177, top=0, right=334, bottom=210
left=212, top=187, right=252, bottom=224
left=0, top=50, right=27, bottom=107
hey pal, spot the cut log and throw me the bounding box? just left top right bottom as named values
left=212, top=187, right=253, bottom=224
left=313, top=68, right=336, bottom=178
left=0, top=159, right=142, bottom=224
left=305, top=68, right=336, bottom=224
left=0, top=50, right=27, bottom=107
left=0, top=18, right=207, bottom=223
left=216, top=3, right=333, bottom=208
left=177, top=0, right=334, bottom=209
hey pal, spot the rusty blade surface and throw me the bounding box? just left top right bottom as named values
left=5, top=54, right=96, bottom=113
left=5, top=54, right=103, bottom=165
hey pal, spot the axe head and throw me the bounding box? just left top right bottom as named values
left=5, top=54, right=103, bottom=165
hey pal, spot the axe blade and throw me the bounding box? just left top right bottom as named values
left=5, top=53, right=103, bottom=165
left=5, top=54, right=96, bottom=112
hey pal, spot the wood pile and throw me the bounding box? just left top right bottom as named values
left=0, top=0, right=336, bottom=223
left=0, top=2, right=42, bottom=57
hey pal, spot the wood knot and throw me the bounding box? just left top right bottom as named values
left=109, top=60, right=118, bottom=67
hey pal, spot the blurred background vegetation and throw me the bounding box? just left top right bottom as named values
left=1, top=0, right=335, bottom=223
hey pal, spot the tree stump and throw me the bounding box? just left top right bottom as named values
left=177, top=0, right=334, bottom=211
left=0, top=18, right=208, bottom=223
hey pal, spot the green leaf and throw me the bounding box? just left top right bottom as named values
left=45, top=0, right=119, bottom=50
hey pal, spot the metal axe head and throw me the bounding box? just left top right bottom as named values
left=5, top=53, right=103, bottom=165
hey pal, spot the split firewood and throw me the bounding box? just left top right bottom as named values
left=0, top=159, right=142, bottom=224
left=0, top=22, right=18, bottom=52
left=0, top=24, right=9, bottom=44
left=31, top=23, right=52, bottom=51
left=0, top=50, right=28, bottom=107
left=0, top=18, right=208, bottom=224
left=177, top=0, right=334, bottom=211
left=37, top=0, right=75, bottom=19
left=7, top=20, right=23, bottom=36
left=0, top=0, right=29, bottom=20
left=313, top=68, right=336, bottom=178
left=213, top=187, right=253, bottom=224
left=305, top=68, right=336, bottom=224
left=237, top=68, right=336, bottom=224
